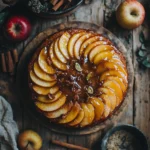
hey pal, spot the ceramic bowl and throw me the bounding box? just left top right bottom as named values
left=25, top=0, right=83, bottom=19
left=101, top=124, right=149, bottom=150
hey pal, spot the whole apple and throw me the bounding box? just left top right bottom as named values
left=18, top=130, right=42, bottom=150
left=4, top=15, right=31, bottom=42
left=116, top=0, right=145, bottom=29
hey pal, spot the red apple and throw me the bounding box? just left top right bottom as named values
left=4, top=15, right=31, bottom=41
left=116, top=0, right=145, bottom=29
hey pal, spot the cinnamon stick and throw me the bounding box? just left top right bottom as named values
left=51, top=140, right=90, bottom=150
left=0, top=53, right=7, bottom=72
left=51, top=0, right=59, bottom=5
left=12, top=49, right=18, bottom=63
left=6, top=51, right=14, bottom=73
left=52, top=0, right=64, bottom=11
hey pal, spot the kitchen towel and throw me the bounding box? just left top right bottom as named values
left=0, top=96, right=19, bottom=150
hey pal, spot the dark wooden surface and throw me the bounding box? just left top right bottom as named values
left=0, top=0, right=150, bottom=149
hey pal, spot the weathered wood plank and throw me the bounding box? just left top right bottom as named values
left=104, top=0, right=134, bottom=125
left=132, top=2, right=150, bottom=145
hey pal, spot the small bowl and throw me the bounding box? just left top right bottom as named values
left=101, top=124, right=149, bottom=150
left=24, top=0, right=83, bottom=19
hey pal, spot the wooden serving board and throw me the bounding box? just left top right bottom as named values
left=17, top=21, right=134, bottom=135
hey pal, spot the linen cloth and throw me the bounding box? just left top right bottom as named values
left=0, top=96, right=19, bottom=150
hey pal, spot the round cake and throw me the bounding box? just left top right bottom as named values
left=28, top=29, right=128, bottom=128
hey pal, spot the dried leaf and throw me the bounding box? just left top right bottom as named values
left=138, top=49, right=146, bottom=57
left=139, top=32, right=145, bottom=43
left=75, top=62, right=82, bottom=72
left=142, top=57, right=150, bottom=68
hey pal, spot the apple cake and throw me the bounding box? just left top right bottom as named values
left=28, top=29, right=128, bottom=128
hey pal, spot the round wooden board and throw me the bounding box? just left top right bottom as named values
left=17, top=21, right=134, bottom=135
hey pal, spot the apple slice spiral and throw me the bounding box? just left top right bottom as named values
left=28, top=29, right=128, bottom=128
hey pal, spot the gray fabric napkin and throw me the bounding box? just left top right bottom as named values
left=0, top=96, right=19, bottom=150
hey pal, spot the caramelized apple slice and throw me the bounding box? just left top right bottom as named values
left=34, top=62, right=56, bottom=82
left=68, top=32, right=86, bottom=57
left=102, top=80, right=123, bottom=105
left=35, top=94, right=66, bottom=112
left=59, top=32, right=71, bottom=59
left=80, top=103, right=94, bottom=127
left=58, top=102, right=80, bottom=124
left=102, top=105, right=111, bottom=118
left=79, top=35, right=108, bottom=55
left=110, top=58, right=125, bottom=68
left=86, top=104, right=95, bottom=124
left=96, top=61, right=127, bottom=76
left=54, top=38, right=67, bottom=63
left=74, top=33, right=93, bottom=59
left=49, top=43, right=68, bottom=71
left=89, top=45, right=114, bottom=62
left=100, top=70, right=127, bottom=85
left=44, top=101, right=73, bottom=119
left=37, top=91, right=62, bottom=103
left=38, top=47, right=55, bottom=74
left=30, top=70, right=56, bottom=87
left=68, top=109, right=84, bottom=126
left=88, top=97, right=104, bottom=121
left=98, top=87, right=117, bottom=110
left=93, top=50, right=115, bottom=65
left=84, top=41, right=108, bottom=57
left=106, top=76, right=127, bottom=92
left=32, top=85, right=59, bottom=95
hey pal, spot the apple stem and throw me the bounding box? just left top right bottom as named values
left=25, top=142, right=29, bottom=150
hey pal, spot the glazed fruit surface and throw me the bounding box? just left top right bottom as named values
left=28, top=29, right=128, bottom=128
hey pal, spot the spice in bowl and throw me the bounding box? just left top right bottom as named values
left=28, top=0, right=75, bottom=14
left=106, top=130, right=143, bottom=150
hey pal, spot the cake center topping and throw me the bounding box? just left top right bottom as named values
left=57, top=58, right=99, bottom=102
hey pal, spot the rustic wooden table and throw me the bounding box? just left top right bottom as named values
left=0, top=0, right=150, bottom=149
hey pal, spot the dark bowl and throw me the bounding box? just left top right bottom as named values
left=101, top=124, right=149, bottom=150
left=24, top=0, right=83, bottom=19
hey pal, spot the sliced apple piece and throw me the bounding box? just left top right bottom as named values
left=49, top=43, right=68, bottom=71
left=68, top=32, right=86, bottom=57
left=100, top=70, right=128, bottom=85
left=89, top=45, right=114, bottom=62
left=102, top=105, right=111, bottom=118
left=32, top=85, right=59, bottom=95
left=98, top=87, right=117, bottom=110
left=54, top=38, right=67, bottom=63
left=30, top=70, right=56, bottom=87
left=110, top=58, right=125, bottom=68
left=80, top=103, right=94, bottom=127
left=102, top=80, right=123, bottom=106
left=93, top=50, right=115, bottom=65
left=44, top=101, right=73, bottom=119
left=34, top=61, right=56, bottom=82
left=80, top=103, right=90, bottom=127
left=35, top=94, right=66, bottom=112
left=37, top=91, right=62, bottom=103
left=86, top=104, right=95, bottom=124
left=58, top=102, right=80, bottom=124
left=106, top=76, right=127, bottom=92
left=59, top=32, right=70, bottom=59
left=84, top=41, right=108, bottom=58
left=89, top=97, right=104, bottom=121
left=74, top=33, right=93, bottom=59
left=79, top=35, right=110, bottom=55
left=96, top=61, right=127, bottom=76
left=68, top=109, right=84, bottom=126
left=38, top=47, right=55, bottom=74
